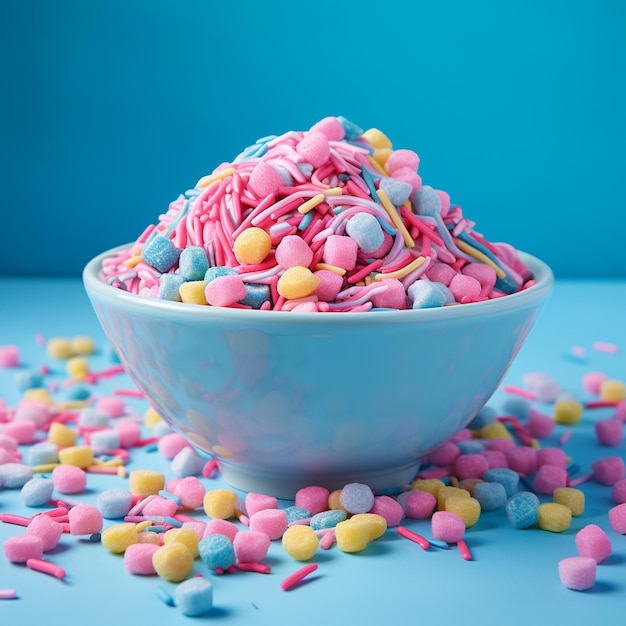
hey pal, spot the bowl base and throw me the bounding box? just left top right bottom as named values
left=217, top=460, right=423, bottom=500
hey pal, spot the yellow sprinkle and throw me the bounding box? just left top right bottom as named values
left=314, top=263, right=346, bottom=276
left=366, top=154, right=388, bottom=177
left=196, top=167, right=235, bottom=189
left=297, top=193, right=326, bottom=214
left=54, top=400, right=90, bottom=410
left=374, top=256, right=425, bottom=281
left=376, top=188, right=415, bottom=248
left=454, top=238, right=506, bottom=280
left=123, top=254, right=143, bottom=268
left=136, top=520, right=153, bottom=532
left=99, top=458, right=124, bottom=467
left=33, top=463, right=60, bottom=473
left=323, top=187, right=344, bottom=196
left=362, top=128, right=392, bottom=150
left=179, top=280, right=208, bottom=305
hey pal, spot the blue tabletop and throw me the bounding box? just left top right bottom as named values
left=1, top=277, right=625, bottom=626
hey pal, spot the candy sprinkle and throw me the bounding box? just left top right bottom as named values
left=280, top=563, right=319, bottom=591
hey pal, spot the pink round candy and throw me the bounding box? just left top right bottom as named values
left=484, top=438, right=516, bottom=452
left=448, top=273, right=481, bottom=302
left=0, top=344, right=20, bottom=367
left=159, top=433, right=190, bottom=460
left=309, top=116, right=345, bottom=141
left=505, top=446, right=537, bottom=475
left=591, top=456, right=626, bottom=485
left=114, top=419, right=142, bottom=448
left=480, top=450, right=508, bottom=469
left=370, top=279, right=407, bottom=310
left=575, top=524, right=612, bottom=563
left=124, top=543, right=160, bottom=575
left=3, top=535, right=44, bottom=563
left=369, top=495, right=404, bottom=527
left=275, top=235, right=314, bottom=270
left=403, top=490, right=437, bottom=519
left=68, top=503, right=103, bottom=536
left=26, top=513, right=64, bottom=552
left=427, top=441, right=460, bottom=467
left=170, top=476, right=205, bottom=510
left=582, top=371, right=607, bottom=395
left=14, top=401, right=50, bottom=428
left=248, top=509, right=288, bottom=541
left=594, top=418, right=623, bottom=446
left=203, top=518, right=239, bottom=542
left=527, top=410, right=555, bottom=439
left=431, top=511, right=465, bottom=543
left=248, top=161, right=284, bottom=198
left=296, top=131, right=330, bottom=168
left=205, top=275, right=247, bottom=307
left=96, top=396, right=125, bottom=418
left=245, top=492, right=278, bottom=518
left=462, top=263, right=497, bottom=295
left=295, top=485, right=330, bottom=516
left=454, top=454, right=489, bottom=480
left=386, top=149, right=420, bottom=175
left=435, top=190, right=451, bottom=218
left=391, top=166, right=422, bottom=194
left=559, top=556, right=596, bottom=590
left=314, top=270, right=344, bottom=302
left=533, top=465, right=569, bottom=495
left=233, top=531, right=271, bottom=564
left=142, top=496, right=178, bottom=517
left=611, top=479, right=626, bottom=504
left=608, top=503, right=626, bottom=534
left=2, top=420, right=37, bottom=444
left=536, top=447, right=568, bottom=470
left=322, top=235, right=358, bottom=271
left=450, top=429, right=472, bottom=443
left=52, top=465, right=87, bottom=494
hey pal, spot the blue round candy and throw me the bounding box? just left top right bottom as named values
left=0, top=463, right=34, bottom=488
left=198, top=534, right=236, bottom=571
left=474, top=481, right=507, bottom=512
left=505, top=491, right=540, bottom=529
left=142, top=235, right=181, bottom=273
left=414, top=185, right=442, bottom=216
left=158, top=273, right=185, bottom=301
left=27, top=442, right=59, bottom=466
left=339, top=482, right=375, bottom=514
left=483, top=467, right=520, bottom=498
left=345, top=213, right=384, bottom=254
left=408, top=280, right=447, bottom=309
left=284, top=506, right=312, bottom=525
left=20, top=477, right=54, bottom=507
left=97, top=488, right=133, bottom=519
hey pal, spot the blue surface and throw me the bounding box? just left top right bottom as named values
left=2, top=1, right=626, bottom=278
left=1, top=278, right=626, bottom=625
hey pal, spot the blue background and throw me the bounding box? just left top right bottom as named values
left=1, top=0, right=625, bottom=278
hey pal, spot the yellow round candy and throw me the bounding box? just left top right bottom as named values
left=537, top=502, right=572, bottom=532
left=58, top=445, right=93, bottom=468
left=335, top=513, right=387, bottom=553
left=67, top=356, right=89, bottom=381
left=47, top=337, right=72, bottom=359
left=445, top=496, right=481, bottom=528
left=437, top=486, right=470, bottom=512
left=553, top=399, right=584, bottom=425
left=282, top=525, right=319, bottom=561
left=152, top=542, right=194, bottom=582
left=101, top=523, right=138, bottom=553
left=164, top=528, right=200, bottom=558
left=599, top=379, right=626, bottom=402
left=553, top=487, right=585, bottom=516
left=480, top=421, right=514, bottom=440
left=179, top=280, right=208, bottom=305
left=70, top=336, right=95, bottom=355
left=128, top=469, right=165, bottom=497
left=362, top=128, right=392, bottom=150
left=48, top=422, right=78, bottom=447
left=203, top=489, right=238, bottom=519
left=411, top=478, right=445, bottom=499
left=277, top=266, right=320, bottom=300
left=349, top=513, right=387, bottom=541
left=233, top=227, right=272, bottom=265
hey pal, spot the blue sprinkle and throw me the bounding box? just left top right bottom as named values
left=427, top=538, right=449, bottom=549
left=142, top=235, right=181, bottom=273
left=144, top=443, right=159, bottom=453
left=144, top=515, right=183, bottom=528
left=298, top=211, right=315, bottom=231
left=375, top=215, right=397, bottom=236
left=156, top=586, right=175, bottom=607
left=159, top=490, right=183, bottom=505
left=143, top=525, right=166, bottom=533
left=179, top=246, right=210, bottom=281
left=65, top=385, right=91, bottom=401
left=360, top=166, right=379, bottom=201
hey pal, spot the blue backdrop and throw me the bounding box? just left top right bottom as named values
left=1, top=0, right=625, bottom=278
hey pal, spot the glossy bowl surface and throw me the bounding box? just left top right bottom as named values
left=84, top=246, right=553, bottom=498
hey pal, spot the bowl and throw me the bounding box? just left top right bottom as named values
left=84, top=245, right=553, bottom=498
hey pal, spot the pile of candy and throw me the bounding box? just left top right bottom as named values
left=101, top=116, right=533, bottom=312
left=1, top=337, right=626, bottom=614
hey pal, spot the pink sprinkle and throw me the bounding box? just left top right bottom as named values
left=26, top=557, right=66, bottom=579
left=559, top=428, right=573, bottom=446
left=113, top=389, right=144, bottom=398
left=396, top=526, right=430, bottom=550
left=0, top=589, right=17, bottom=600
left=502, top=385, right=537, bottom=400
left=592, top=341, right=619, bottom=354
left=570, top=346, right=586, bottom=358
left=235, top=563, right=271, bottom=574
left=280, top=563, right=319, bottom=591
left=570, top=472, right=594, bottom=487
left=319, top=529, right=336, bottom=550
left=202, top=458, right=219, bottom=478
left=457, top=539, right=472, bottom=561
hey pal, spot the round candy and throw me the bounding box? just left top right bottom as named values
left=403, top=490, right=437, bottom=519
left=339, top=483, right=374, bottom=514
left=559, top=556, right=596, bottom=590
left=431, top=511, right=465, bottom=543
left=3, top=535, right=44, bottom=563
left=68, top=504, right=103, bottom=536
left=97, top=488, right=134, bottom=519
left=26, top=512, right=64, bottom=551
left=275, top=235, right=314, bottom=270
left=233, top=227, right=271, bottom=265
left=248, top=509, right=288, bottom=541
left=233, top=531, right=271, bottom=564
left=282, top=525, right=319, bottom=561
left=203, top=489, right=238, bottom=520
left=174, top=577, right=214, bottom=617
left=164, top=528, right=200, bottom=559
left=153, top=542, right=194, bottom=582
left=124, top=543, right=160, bottom=575
left=276, top=266, right=320, bottom=300
left=129, top=469, right=165, bottom=496
left=52, top=465, right=87, bottom=494
left=537, top=503, right=572, bottom=533
left=101, top=523, right=139, bottom=553
left=198, top=534, right=236, bottom=571
left=575, top=524, right=612, bottom=563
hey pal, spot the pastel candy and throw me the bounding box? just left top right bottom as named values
left=337, top=115, right=363, bottom=140
left=322, top=234, right=358, bottom=271
left=483, top=468, right=519, bottom=498
left=553, top=487, right=585, bottom=516
left=129, top=469, right=166, bottom=496
left=414, top=185, right=442, bottom=216
left=198, top=534, right=236, bottom=570
left=20, top=477, right=54, bottom=507
left=310, top=509, right=347, bottom=530
left=143, top=496, right=178, bottom=518
left=411, top=478, right=445, bottom=499
left=599, top=379, right=626, bottom=402
left=48, top=422, right=77, bottom=447
left=426, top=262, right=457, bottom=286
left=248, top=509, right=288, bottom=540
left=203, top=489, right=238, bottom=519
left=4, top=420, right=37, bottom=445
left=205, top=275, right=247, bottom=307
left=378, top=177, right=412, bottom=207
left=174, top=577, right=213, bottom=617
left=533, top=465, right=569, bottom=495
left=203, top=518, right=239, bottom=542
left=295, top=485, right=330, bottom=516
left=282, top=525, right=319, bottom=561
left=158, top=273, right=185, bottom=301
left=240, top=283, right=270, bottom=309
left=171, top=446, right=205, bottom=478
left=233, top=531, right=271, bottom=564
left=537, top=502, right=572, bottom=533
left=437, top=486, right=469, bottom=512
left=124, top=543, right=160, bottom=575
left=335, top=513, right=387, bottom=553
left=284, top=506, right=313, bottom=525
left=0, top=344, right=20, bottom=366
left=51, top=465, right=87, bottom=494
left=248, top=162, right=284, bottom=198
left=345, top=213, right=384, bottom=254
left=559, top=556, right=596, bottom=590
left=386, top=149, right=419, bottom=175
left=611, top=479, right=626, bottom=504
left=505, top=447, right=537, bottom=475
left=615, top=400, right=626, bottom=421
left=500, top=396, right=532, bottom=420
left=582, top=371, right=607, bottom=394
left=309, top=116, right=345, bottom=141
left=277, top=266, right=320, bottom=300
left=608, top=503, right=626, bottom=534
left=462, top=262, right=496, bottom=294
left=179, top=246, right=209, bottom=281
left=275, top=235, right=314, bottom=270
left=101, top=523, right=139, bottom=553
left=536, top=447, right=568, bottom=470
left=392, top=166, right=422, bottom=194
left=164, top=528, right=200, bottom=559
left=233, top=227, right=272, bottom=265
left=158, top=433, right=190, bottom=459
left=370, top=278, right=407, bottom=310
left=506, top=492, right=540, bottom=529
left=591, top=456, right=626, bottom=485
left=89, top=429, right=120, bottom=451
left=408, top=280, right=446, bottom=309
left=0, top=463, right=34, bottom=488
left=428, top=441, right=460, bottom=466
left=170, top=476, right=205, bottom=510
left=68, top=504, right=103, bottom=536
left=554, top=399, right=583, bottom=425
left=245, top=492, right=278, bottom=518
left=26, top=512, right=64, bottom=551
left=575, top=524, right=612, bottom=563
left=296, top=131, right=330, bottom=168
left=98, top=488, right=134, bottom=519
left=473, top=481, right=507, bottom=512
left=594, top=418, right=623, bottom=446
left=114, top=419, right=142, bottom=448
left=339, top=483, right=374, bottom=514
left=142, top=235, right=180, bottom=272
left=454, top=454, right=489, bottom=480
left=444, top=496, right=481, bottom=528
left=3, top=535, right=44, bottom=563
left=153, top=542, right=194, bottom=582
left=403, top=490, right=437, bottom=519
left=448, top=274, right=481, bottom=302
left=96, top=396, right=126, bottom=418
left=314, top=269, right=344, bottom=302
left=431, top=511, right=465, bottom=543
left=369, top=496, right=404, bottom=527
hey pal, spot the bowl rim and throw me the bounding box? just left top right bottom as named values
left=83, top=244, right=554, bottom=326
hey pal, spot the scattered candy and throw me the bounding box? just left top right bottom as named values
left=559, top=556, right=596, bottom=590
left=153, top=541, right=195, bottom=582
left=174, top=577, right=214, bottom=616
left=575, top=524, right=612, bottom=563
